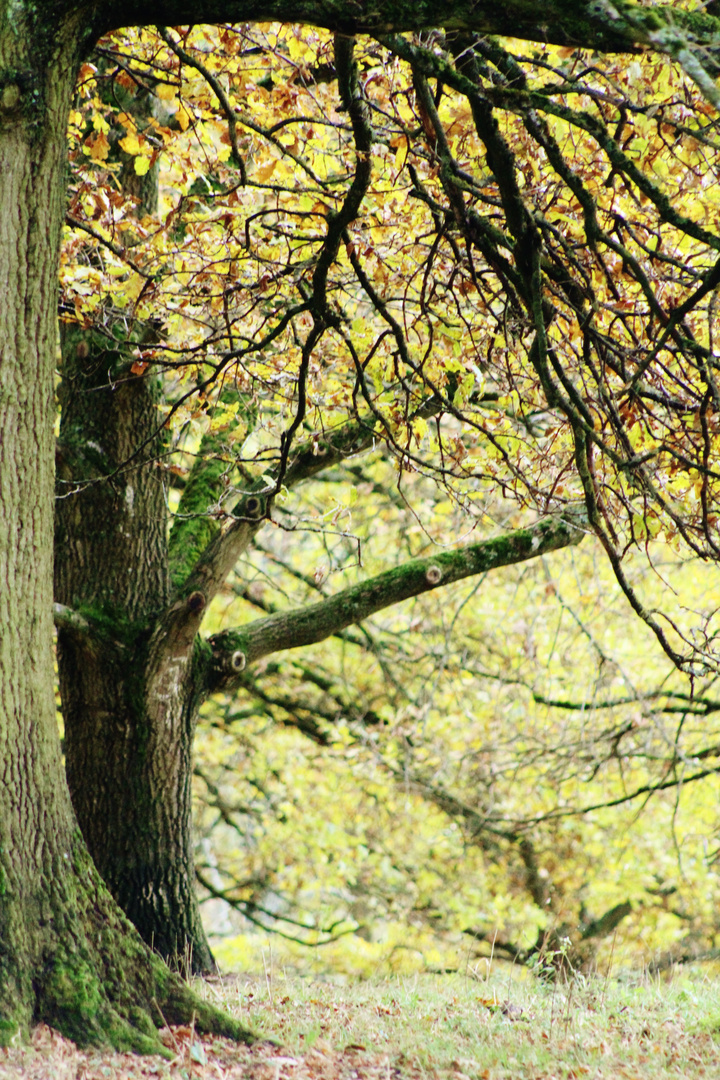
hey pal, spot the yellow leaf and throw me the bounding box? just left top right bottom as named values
left=254, top=158, right=277, bottom=182
left=412, top=417, right=428, bottom=446
left=122, top=273, right=145, bottom=303
left=134, top=155, right=152, bottom=176
left=119, top=132, right=142, bottom=156
left=156, top=82, right=177, bottom=102
left=176, top=103, right=191, bottom=132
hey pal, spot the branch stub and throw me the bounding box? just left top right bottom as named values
left=244, top=495, right=264, bottom=519
left=1, top=84, right=21, bottom=112
left=187, top=590, right=206, bottom=613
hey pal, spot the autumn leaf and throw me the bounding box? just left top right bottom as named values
left=83, top=131, right=110, bottom=161
left=119, top=131, right=142, bottom=156
left=156, top=81, right=178, bottom=102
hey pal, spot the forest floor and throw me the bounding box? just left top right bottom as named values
left=2, top=969, right=720, bottom=1079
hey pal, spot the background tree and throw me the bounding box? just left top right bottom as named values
left=194, top=532, right=720, bottom=978
left=4, top=0, right=720, bottom=1049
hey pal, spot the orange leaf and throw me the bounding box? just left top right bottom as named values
left=84, top=132, right=110, bottom=162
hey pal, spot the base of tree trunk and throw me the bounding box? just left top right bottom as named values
left=0, top=836, right=254, bottom=1054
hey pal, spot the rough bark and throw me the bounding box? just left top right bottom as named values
left=0, top=0, right=252, bottom=1044
left=55, top=326, right=217, bottom=974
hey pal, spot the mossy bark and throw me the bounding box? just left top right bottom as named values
left=3, top=827, right=253, bottom=1052
left=0, top=1, right=250, bottom=1043
left=55, top=326, right=217, bottom=974
left=168, top=393, right=256, bottom=593
left=208, top=515, right=586, bottom=681
left=103, top=1, right=720, bottom=58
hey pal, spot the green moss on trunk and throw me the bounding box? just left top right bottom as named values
left=168, top=392, right=256, bottom=593
left=1, top=833, right=256, bottom=1053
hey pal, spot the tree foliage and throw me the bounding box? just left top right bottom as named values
left=65, top=16, right=720, bottom=669
left=57, top=12, right=720, bottom=977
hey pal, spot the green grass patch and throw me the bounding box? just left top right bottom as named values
left=193, top=967, right=720, bottom=1078
left=3, top=969, right=720, bottom=1077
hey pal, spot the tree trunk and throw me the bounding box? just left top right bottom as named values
left=0, top=2, right=247, bottom=1044
left=54, top=49, right=217, bottom=973
left=55, top=326, right=216, bottom=973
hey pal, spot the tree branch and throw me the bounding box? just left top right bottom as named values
left=207, top=513, right=587, bottom=687
left=53, top=602, right=92, bottom=636
left=170, top=376, right=469, bottom=616
left=196, top=868, right=359, bottom=945
left=173, top=410, right=379, bottom=605
left=99, top=3, right=720, bottom=75
left=580, top=900, right=633, bottom=941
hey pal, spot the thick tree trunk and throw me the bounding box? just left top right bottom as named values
left=56, top=625, right=215, bottom=975
left=0, top=2, right=90, bottom=1038
left=55, top=328, right=216, bottom=973
left=54, top=58, right=215, bottom=972
left=0, top=2, right=246, bottom=1043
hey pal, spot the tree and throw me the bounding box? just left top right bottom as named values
left=3, top=0, right=720, bottom=1049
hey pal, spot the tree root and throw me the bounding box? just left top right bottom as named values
left=36, top=952, right=256, bottom=1056
left=0, top=836, right=255, bottom=1054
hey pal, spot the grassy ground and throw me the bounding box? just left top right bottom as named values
left=2, top=969, right=720, bottom=1078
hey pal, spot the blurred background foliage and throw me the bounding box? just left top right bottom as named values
left=194, top=472, right=720, bottom=978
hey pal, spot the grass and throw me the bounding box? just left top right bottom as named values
left=2, top=968, right=720, bottom=1078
